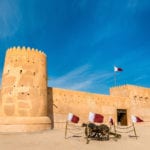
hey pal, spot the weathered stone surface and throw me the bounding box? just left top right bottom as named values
left=47, top=85, right=150, bottom=127
left=4, top=104, right=15, bottom=116
left=0, top=47, right=51, bottom=132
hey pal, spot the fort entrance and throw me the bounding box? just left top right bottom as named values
left=117, top=109, right=127, bottom=126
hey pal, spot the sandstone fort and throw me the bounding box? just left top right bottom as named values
left=0, top=47, right=150, bottom=132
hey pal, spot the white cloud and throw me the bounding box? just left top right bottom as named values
left=48, top=64, right=113, bottom=92
left=0, top=0, right=21, bottom=38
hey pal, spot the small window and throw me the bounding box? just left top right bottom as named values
left=33, top=72, right=36, bottom=76
left=20, top=70, right=22, bottom=74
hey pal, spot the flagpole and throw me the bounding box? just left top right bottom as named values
left=114, top=66, right=123, bottom=86
left=114, top=71, right=117, bottom=86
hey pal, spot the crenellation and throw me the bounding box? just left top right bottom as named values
left=5, top=47, right=46, bottom=66
left=12, top=46, right=16, bottom=51
left=16, top=46, right=21, bottom=50
left=6, top=46, right=46, bottom=58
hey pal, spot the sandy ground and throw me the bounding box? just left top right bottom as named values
left=0, top=124, right=149, bottom=150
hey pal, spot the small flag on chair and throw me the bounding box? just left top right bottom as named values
left=131, top=115, right=143, bottom=123
left=67, top=113, right=79, bottom=123
left=109, top=117, right=114, bottom=125
left=88, top=112, right=104, bottom=123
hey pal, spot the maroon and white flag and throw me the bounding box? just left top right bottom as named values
left=88, top=112, right=104, bottom=123
left=67, top=113, right=79, bottom=123
left=114, top=66, right=123, bottom=72
left=131, top=115, right=143, bottom=123
left=109, top=117, right=114, bottom=125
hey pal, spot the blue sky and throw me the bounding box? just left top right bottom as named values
left=0, top=0, right=150, bottom=94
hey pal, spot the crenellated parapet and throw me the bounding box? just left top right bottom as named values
left=6, top=46, right=46, bottom=56
left=5, top=46, right=46, bottom=66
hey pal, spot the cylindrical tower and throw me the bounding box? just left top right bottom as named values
left=0, top=46, right=51, bottom=132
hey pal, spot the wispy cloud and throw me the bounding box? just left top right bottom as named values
left=127, top=0, right=138, bottom=9
left=0, top=0, right=21, bottom=38
left=133, top=76, right=146, bottom=82
left=48, top=64, right=113, bottom=93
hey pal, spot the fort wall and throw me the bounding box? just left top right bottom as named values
left=47, top=85, right=150, bottom=128
left=47, top=87, right=130, bottom=127
left=110, top=85, right=150, bottom=121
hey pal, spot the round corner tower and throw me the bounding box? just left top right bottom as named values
left=0, top=46, right=51, bottom=132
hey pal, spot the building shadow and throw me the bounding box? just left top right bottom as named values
left=47, top=87, right=54, bottom=129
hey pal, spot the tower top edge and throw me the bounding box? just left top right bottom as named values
left=6, top=46, right=46, bottom=56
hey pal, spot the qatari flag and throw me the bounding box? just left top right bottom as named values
left=114, top=66, right=123, bottom=72
left=109, top=117, right=114, bottom=125
left=88, top=112, right=104, bottom=123
left=67, top=113, right=79, bottom=123
left=131, top=115, right=144, bottom=123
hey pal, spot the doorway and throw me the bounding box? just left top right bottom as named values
left=117, top=109, right=127, bottom=126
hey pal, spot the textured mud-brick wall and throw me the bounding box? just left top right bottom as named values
left=110, top=85, right=130, bottom=97
left=128, top=85, right=150, bottom=121
left=110, top=85, right=150, bottom=121
left=1, top=47, right=47, bottom=116
left=0, top=47, right=50, bottom=132
left=48, top=87, right=130, bottom=128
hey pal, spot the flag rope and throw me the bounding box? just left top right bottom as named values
left=116, top=125, right=133, bottom=129
left=110, top=123, right=138, bottom=139
left=65, top=121, right=84, bottom=138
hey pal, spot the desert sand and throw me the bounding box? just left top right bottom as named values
left=0, top=123, right=149, bottom=150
